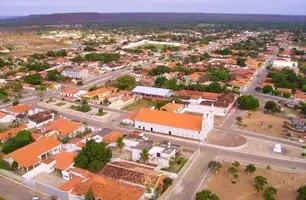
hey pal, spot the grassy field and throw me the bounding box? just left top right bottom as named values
left=55, top=102, right=66, bottom=107
left=208, top=163, right=306, bottom=200
left=123, top=99, right=156, bottom=111
left=0, top=31, right=69, bottom=56
left=96, top=112, right=106, bottom=116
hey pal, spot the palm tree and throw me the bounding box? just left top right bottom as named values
left=254, top=176, right=268, bottom=192
left=245, top=164, right=256, bottom=175
left=208, top=161, right=222, bottom=174
left=140, top=149, right=150, bottom=163
left=228, top=167, right=239, bottom=180
left=116, top=137, right=125, bottom=153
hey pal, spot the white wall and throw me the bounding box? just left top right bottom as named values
left=185, top=104, right=227, bottom=116
left=0, top=114, right=15, bottom=123
left=135, top=121, right=203, bottom=141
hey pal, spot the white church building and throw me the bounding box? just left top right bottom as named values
left=134, top=107, right=214, bottom=142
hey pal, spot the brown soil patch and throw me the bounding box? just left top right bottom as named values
left=208, top=163, right=306, bottom=200
left=0, top=31, right=69, bottom=56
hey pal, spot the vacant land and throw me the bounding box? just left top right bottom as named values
left=239, top=110, right=289, bottom=137
left=0, top=31, right=69, bottom=56
left=123, top=99, right=155, bottom=111
left=208, top=163, right=306, bottom=200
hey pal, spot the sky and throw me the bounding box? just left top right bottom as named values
left=0, top=0, right=305, bottom=16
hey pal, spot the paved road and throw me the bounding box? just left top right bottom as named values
left=0, top=175, right=49, bottom=200
left=166, top=152, right=216, bottom=200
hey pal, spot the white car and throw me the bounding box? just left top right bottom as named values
left=32, top=197, right=39, bottom=200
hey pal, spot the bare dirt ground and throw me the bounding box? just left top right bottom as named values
left=0, top=31, right=69, bottom=56
left=208, top=163, right=306, bottom=200
left=206, top=131, right=247, bottom=147
left=240, top=110, right=289, bottom=137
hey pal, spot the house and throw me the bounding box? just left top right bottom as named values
left=294, top=91, right=306, bottom=102
left=122, top=111, right=139, bottom=126
left=60, top=88, right=87, bottom=99
left=102, top=131, right=123, bottom=144
left=99, top=160, right=164, bottom=198
left=27, top=111, right=55, bottom=128
left=132, top=86, right=172, bottom=100
left=42, top=118, right=86, bottom=138
left=134, top=108, right=214, bottom=142
left=4, top=137, right=62, bottom=171
left=0, top=112, right=15, bottom=124
left=82, top=87, right=116, bottom=102
left=0, top=124, right=28, bottom=143
left=61, top=67, right=89, bottom=80
left=273, top=57, right=298, bottom=69
left=53, top=151, right=77, bottom=175
left=4, top=104, right=39, bottom=116
left=70, top=172, right=145, bottom=200
left=22, top=83, right=36, bottom=91
left=129, top=139, right=181, bottom=168
left=185, top=93, right=238, bottom=117
left=160, top=103, right=184, bottom=113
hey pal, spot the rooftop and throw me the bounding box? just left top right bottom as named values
left=0, top=124, right=28, bottom=141
left=53, top=151, right=77, bottom=171
left=44, top=118, right=83, bottom=136
left=160, top=103, right=183, bottom=112
left=4, top=137, right=62, bottom=168
left=28, top=111, right=53, bottom=124
left=7, top=104, right=35, bottom=113
left=72, top=174, right=145, bottom=200
left=132, top=86, right=171, bottom=97
left=135, top=108, right=203, bottom=131
left=103, top=131, right=123, bottom=143
left=99, top=161, right=160, bottom=188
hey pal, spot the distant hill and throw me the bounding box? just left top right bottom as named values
left=0, top=12, right=305, bottom=27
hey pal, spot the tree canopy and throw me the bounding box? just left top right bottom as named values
left=74, top=139, right=112, bottom=172
left=116, top=75, right=136, bottom=90
left=264, top=101, right=281, bottom=113
left=2, top=130, right=34, bottom=154
left=24, top=73, right=43, bottom=85
left=237, top=95, right=259, bottom=110
left=196, top=190, right=220, bottom=200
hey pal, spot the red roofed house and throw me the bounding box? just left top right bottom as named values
left=4, top=137, right=62, bottom=171
left=42, top=118, right=86, bottom=138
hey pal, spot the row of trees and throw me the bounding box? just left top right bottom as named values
left=70, top=53, right=120, bottom=64
left=31, top=50, right=67, bottom=59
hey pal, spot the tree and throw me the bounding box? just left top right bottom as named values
left=237, top=95, right=260, bottom=110
left=297, top=186, right=306, bottom=200
left=24, top=73, right=43, bottom=85
left=263, top=85, right=273, bottom=94
left=207, top=82, right=223, bottom=93
left=208, top=161, right=222, bottom=174
left=228, top=166, right=239, bottom=180
left=0, top=159, right=11, bottom=170
left=283, top=92, right=291, bottom=98
left=0, top=197, right=7, bottom=200
left=254, top=176, right=268, bottom=192
left=12, top=100, right=19, bottom=106
left=85, top=187, right=94, bottom=200
left=116, top=75, right=136, bottom=90
left=2, top=130, right=34, bottom=154
left=245, top=164, right=256, bottom=175
left=264, top=101, right=281, bottom=113
left=263, top=186, right=277, bottom=200
left=140, top=149, right=149, bottom=163
left=155, top=76, right=167, bottom=88
left=169, top=157, right=176, bottom=170
left=232, top=161, right=240, bottom=168
left=116, top=137, right=125, bottom=153
left=74, top=139, right=112, bottom=172
left=162, top=177, right=173, bottom=191
left=237, top=58, right=247, bottom=67
left=266, top=165, right=271, bottom=172
left=195, top=190, right=220, bottom=200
